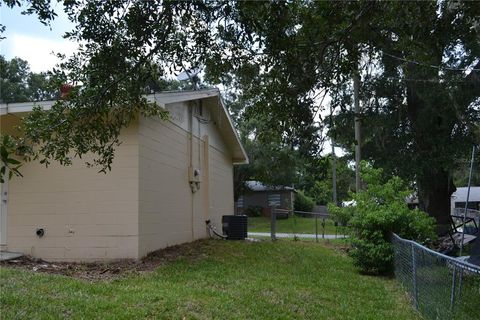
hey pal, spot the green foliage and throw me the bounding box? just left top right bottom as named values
left=0, top=56, right=185, bottom=179
left=0, top=135, right=24, bottom=183
left=453, top=149, right=480, bottom=187
left=233, top=138, right=302, bottom=201
left=245, top=205, right=262, bottom=218
left=295, top=156, right=330, bottom=200
left=242, top=139, right=301, bottom=188
left=311, top=180, right=332, bottom=205
left=325, top=2, right=480, bottom=224
left=0, top=55, right=58, bottom=103
left=306, top=155, right=355, bottom=205
left=328, top=203, right=354, bottom=227
left=294, top=190, right=315, bottom=213
left=230, top=90, right=317, bottom=201
left=331, top=162, right=436, bottom=275
left=2, top=2, right=221, bottom=174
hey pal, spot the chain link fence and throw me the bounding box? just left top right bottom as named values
left=392, top=233, right=480, bottom=320
left=246, top=208, right=349, bottom=241
left=268, top=208, right=349, bottom=241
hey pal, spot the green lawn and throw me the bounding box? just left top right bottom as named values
left=0, top=240, right=419, bottom=320
left=248, top=216, right=344, bottom=235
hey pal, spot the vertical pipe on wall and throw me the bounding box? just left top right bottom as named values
left=203, top=135, right=210, bottom=223
left=188, top=102, right=195, bottom=240
left=197, top=101, right=202, bottom=171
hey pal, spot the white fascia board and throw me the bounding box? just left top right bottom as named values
left=154, top=89, right=220, bottom=105
left=0, top=100, right=55, bottom=114
left=2, top=90, right=219, bottom=115
left=217, top=96, right=249, bottom=165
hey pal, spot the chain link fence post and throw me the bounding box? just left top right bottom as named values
left=322, top=217, right=325, bottom=239
left=411, top=243, right=419, bottom=311
left=450, top=265, right=457, bottom=314
left=270, top=207, right=276, bottom=241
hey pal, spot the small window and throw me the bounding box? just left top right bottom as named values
left=455, top=202, right=479, bottom=210
left=268, top=194, right=281, bottom=207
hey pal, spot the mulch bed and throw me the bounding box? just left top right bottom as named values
left=0, top=240, right=211, bottom=281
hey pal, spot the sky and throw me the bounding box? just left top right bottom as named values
left=1, top=4, right=76, bottom=72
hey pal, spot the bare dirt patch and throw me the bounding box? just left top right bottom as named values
left=316, top=239, right=351, bottom=255
left=0, top=239, right=212, bottom=281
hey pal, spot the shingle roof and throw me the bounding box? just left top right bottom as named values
left=452, top=186, right=480, bottom=202
left=246, top=181, right=295, bottom=192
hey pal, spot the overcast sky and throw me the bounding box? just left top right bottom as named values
left=1, top=4, right=76, bottom=72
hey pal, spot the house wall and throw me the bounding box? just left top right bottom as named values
left=451, top=187, right=480, bottom=213
left=239, top=190, right=294, bottom=215
left=138, top=100, right=234, bottom=258
left=209, top=144, right=234, bottom=227
left=1, top=96, right=236, bottom=261
left=0, top=115, right=140, bottom=261
left=241, top=192, right=268, bottom=210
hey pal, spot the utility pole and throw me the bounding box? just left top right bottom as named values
left=459, top=145, right=476, bottom=256
left=329, top=103, right=338, bottom=206
left=353, top=69, right=362, bottom=192
left=331, top=138, right=338, bottom=205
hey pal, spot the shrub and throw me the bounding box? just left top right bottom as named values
left=330, top=162, right=436, bottom=275
left=294, top=190, right=315, bottom=213
left=245, top=205, right=262, bottom=217
left=328, top=202, right=355, bottom=226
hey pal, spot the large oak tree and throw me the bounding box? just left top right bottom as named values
left=1, top=1, right=479, bottom=230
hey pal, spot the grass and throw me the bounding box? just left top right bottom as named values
left=0, top=240, right=419, bottom=320
left=248, top=216, right=343, bottom=235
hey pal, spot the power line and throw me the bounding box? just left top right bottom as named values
left=383, top=76, right=470, bottom=83
left=381, top=51, right=480, bottom=72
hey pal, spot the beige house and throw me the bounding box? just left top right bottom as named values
left=0, top=89, right=248, bottom=261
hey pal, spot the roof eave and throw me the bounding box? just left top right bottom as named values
left=217, top=95, right=249, bottom=165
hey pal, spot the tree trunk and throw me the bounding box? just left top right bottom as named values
left=418, top=169, right=456, bottom=235
left=405, top=77, right=456, bottom=234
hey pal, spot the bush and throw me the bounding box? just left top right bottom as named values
left=294, top=190, right=315, bottom=213
left=330, top=162, right=436, bottom=275
left=245, top=205, right=262, bottom=217
left=328, top=202, right=355, bottom=226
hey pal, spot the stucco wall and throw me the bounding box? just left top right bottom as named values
left=1, top=115, right=140, bottom=261
left=138, top=100, right=234, bottom=258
